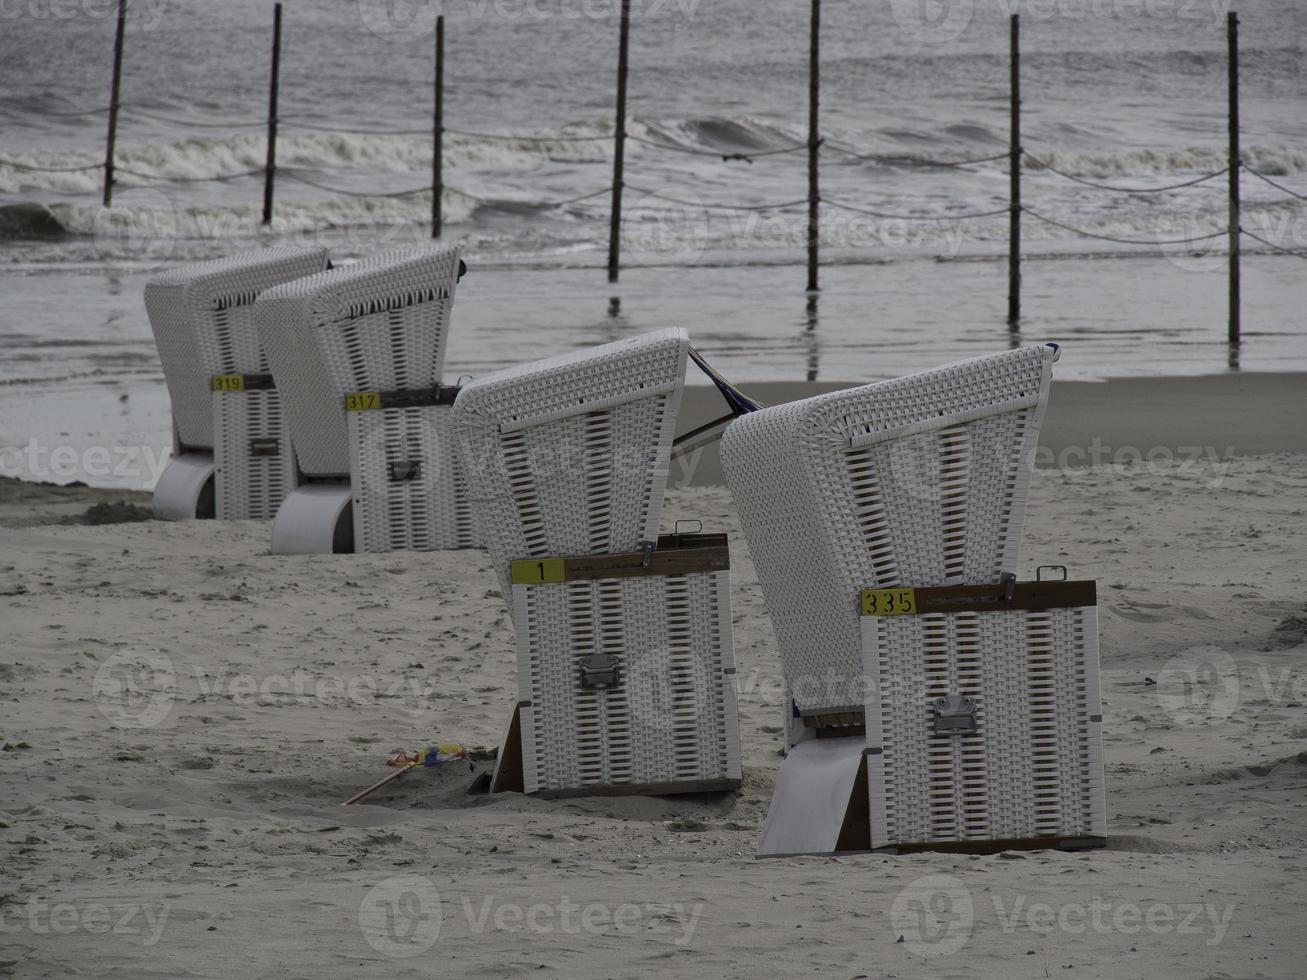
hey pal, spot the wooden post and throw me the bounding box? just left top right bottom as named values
left=432, top=15, right=444, bottom=239
left=102, top=0, right=127, bottom=206
left=1227, top=11, right=1240, bottom=346
left=1007, top=13, right=1021, bottom=329
left=806, top=0, right=820, bottom=292
left=262, top=2, right=283, bottom=226
left=606, top=0, right=631, bottom=283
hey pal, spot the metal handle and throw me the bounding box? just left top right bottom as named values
left=579, top=653, right=620, bottom=691
left=932, top=695, right=978, bottom=736
left=388, top=460, right=422, bottom=482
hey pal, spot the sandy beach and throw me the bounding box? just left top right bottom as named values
left=2, top=374, right=1306, bottom=978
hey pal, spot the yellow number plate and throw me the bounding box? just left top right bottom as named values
left=510, top=558, right=567, bottom=585
left=860, top=588, right=917, bottom=616
left=345, top=392, right=382, bottom=412
left=212, top=374, right=244, bottom=392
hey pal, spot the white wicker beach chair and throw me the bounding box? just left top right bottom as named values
left=724, top=345, right=1104, bottom=854
left=254, top=245, right=477, bottom=554
left=145, top=246, right=329, bottom=521
left=721, top=344, right=1059, bottom=720
left=453, top=329, right=741, bottom=797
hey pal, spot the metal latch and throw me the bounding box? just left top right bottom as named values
left=249, top=437, right=280, bottom=457
left=579, top=654, right=620, bottom=690
left=1000, top=571, right=1016, bottom=601
left=388, top=460, right=422, bottom=482
left=932, top=695, right=978, bottom=736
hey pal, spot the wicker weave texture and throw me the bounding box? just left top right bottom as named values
left=511, top=569, right=741, bottom=795
left=720, top=345, right=1057, bottom=714
left=347, top=404, right=479, bottom=552
left=145, top=247, right=330, bottom=452
left=452, top=328, right=688, bottom=595
left=861, top=606, right=1106, bottom=848
left=254, top=246, right=462, bottom=477
left=212, top=389, right=297, bottom=521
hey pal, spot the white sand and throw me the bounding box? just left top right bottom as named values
left=2, top=455, right=1306, bottom=978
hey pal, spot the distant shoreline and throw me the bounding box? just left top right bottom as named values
left=2, top=373, right=1302, bottom=508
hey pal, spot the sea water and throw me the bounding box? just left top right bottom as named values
left=0, top=0, right=1303, bottom=486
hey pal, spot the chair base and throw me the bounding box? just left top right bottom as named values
left=152, top=452, right=215, bottom=521
left=269, top=482, right=354, bottom=554
left=490, top=705, right=742, bottom=800
left=757, top=736, right=1108, bottom=857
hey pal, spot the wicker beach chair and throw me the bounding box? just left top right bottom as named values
left=254, top=245, right=477, bottom=554
left=452, top=329, right=742, bottom=798
left=145, top=246, right=329, bottom=521
left=722, top=344, right=1105, bottom=853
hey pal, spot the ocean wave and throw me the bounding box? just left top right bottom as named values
left=41, top=191, right=478, bottom=248
left=1021, top=144, right=1307, bottom=177
left=0, top=124, right=616, bottom=196
left=3, top=117, right=1302, bottom=207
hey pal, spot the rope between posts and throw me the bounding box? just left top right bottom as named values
left=0, top=104, right=109, bottom=119
left=122, top=106, right=266, bottom=130
left=1024, top=207, right=1227, bottom=246
left=824, top=145, right=1009, bottom=168
left=284, top=176, right=611, bottom=207
left=115, top=166, right=266, bottom=183
left=446, top=185, right=609, bottom=206
left=1022, top=151, right=1228, bottom=192
left=824, top=199, right=1009, bottom=221
left=0, top=157, right=102, bottom=173
left=443, top=127, right=612, bottom=143
left=282, top=173, right=429, bottom=198
left=280, top=119, right=431, bottom=136
left=626, top=133, right=810, bottom=162
left=1242, top=164, right=1307, bottom=201
left=1242, top=228, right=1307, bottom=258
left=625, top=184, right=808, bottom=211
